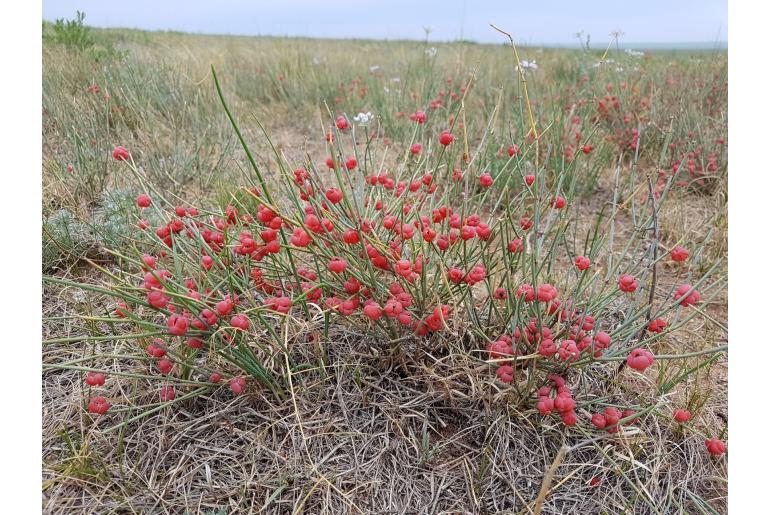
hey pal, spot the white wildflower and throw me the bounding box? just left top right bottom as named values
left=369, top=65, right=381, bottom=72
left=425, top=47, right=437, bottom=57
left=515, top=59, right=538, bottom=72
left=353, top=112, right=374, bottom=125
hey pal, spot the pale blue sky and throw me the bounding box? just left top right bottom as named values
left=43, top=0, right=727, bottom=46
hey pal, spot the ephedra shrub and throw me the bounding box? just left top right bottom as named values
left=45, top=69, right=726, bottom=452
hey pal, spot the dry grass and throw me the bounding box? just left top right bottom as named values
left=43, top=325, right=727, bottom=514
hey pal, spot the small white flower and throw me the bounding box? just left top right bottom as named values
left=515, top=59, right=538, bottom=72
left=353, top=112, right=374, bottom=125
left=369, top=65, right=381, bottom=72
left=383, top=86, right=390, bottom=94
left=425, top=47, right=437, bottom=57
left=615, top=67, right=624, bottom=72
left=391, top=77, right=401, bottom=83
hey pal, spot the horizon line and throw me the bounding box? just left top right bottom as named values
left=42, top=19, right=728, bottom=50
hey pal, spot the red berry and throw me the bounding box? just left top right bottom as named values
left=561, top=410, right=578, bottom=426
left=479, top=173, right=493, bottom=187
left=112, top=146, right=129, bottom=161
left=229, top=377, right=246, bottom=395
left=167, top=314, right=189, bottom=336
left=410, top=111, right=426, bottom=123
left=626, top=348, right=654, bottom=372
left=157, top=358, right=173, bottom=374
left=87, top=396, right=110, bottom=415
left=159, top=385, right=176, bottom=402
left=141, top=254, right=157, bottom=269
left=85, top=372, right=105, bottom=387
left=674, top=284, right=701, bottom=307
left=705, top=438, right=726, bottom=456
left=647, top=318, right=667, bottom=333
left=508, top=239, right=524, bottom=253
left=575, top=256, right=591, bottom=271
left=216, top=298, right=234, bottom=317
left=230, top=313, right=250, bottom=330
left=618, top=274, right=638, bottom=293
left=328, top=257, right=347, bottom=273
left=670, top=246, right=689, bottom=262
left=496, top=365, right=514, bottom=383
left=335, top=115, right=349, bottom=131
left=136, top=194, right=152, bottom=208
left=439, top=131, right=454, bottom=146
left=673, top=409, right=692, bottom=423
left=187, top=337, right=203, bottom=349
left=363, top=303, right=382, bottom=321
left=325, top=188, right=343, bottom=204
left=342, top=229, right=360, bottom=244
left=147, top=341, right=167, bottom=358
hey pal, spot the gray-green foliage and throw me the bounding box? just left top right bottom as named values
left=43, top=189, right=156, bottom=272
left=91, top=189, right=149, bottom=250
left=42, top=209, right=96, bottom=272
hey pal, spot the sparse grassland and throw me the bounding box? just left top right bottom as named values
left=42, top=21, right=727, bottom=514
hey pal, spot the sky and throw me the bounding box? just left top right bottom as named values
left=42, top=0, right=727, bottom=46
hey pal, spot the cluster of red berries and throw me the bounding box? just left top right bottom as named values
left=86, top=371, right=110, bottom=415
left=591, top=407, right=637, bottom=433
left=536, top=375, right=578, bottom=427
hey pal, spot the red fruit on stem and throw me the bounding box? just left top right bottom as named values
left=112, top=146, right=130, bottom=161
left=159, top=385, right=176, bottom=402
left=85, top=372, right=105, bottom=387
left=88, top=396, right=110, bottom=415
left=626, top=348, right=654, bottom=372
